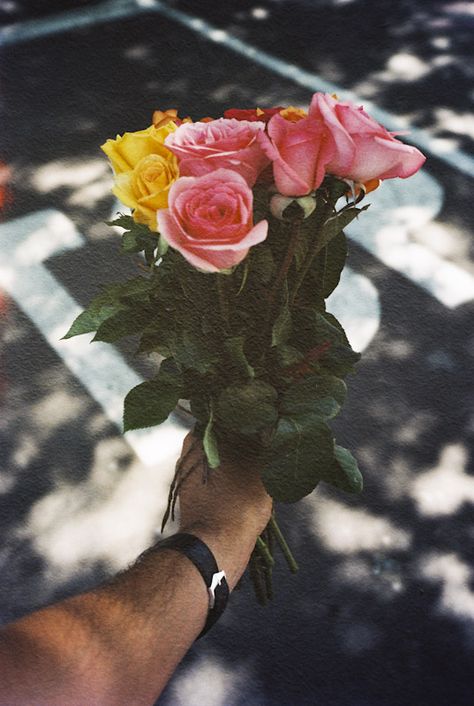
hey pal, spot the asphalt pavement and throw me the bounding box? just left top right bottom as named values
left=1, top=2, right=474, bottom=705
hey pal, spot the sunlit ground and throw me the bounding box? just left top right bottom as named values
left=1, top=2, right=473, bottom=704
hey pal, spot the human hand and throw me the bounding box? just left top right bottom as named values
left=176, top=432, right=272, bottom=589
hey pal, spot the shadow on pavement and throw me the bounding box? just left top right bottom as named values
left=1, top=7, right=473, bottom=706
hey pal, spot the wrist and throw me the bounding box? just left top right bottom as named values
left=179, top=520, right=257, bottom=590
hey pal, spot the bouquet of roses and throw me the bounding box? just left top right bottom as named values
left=65, top=94, right=425, bottom=601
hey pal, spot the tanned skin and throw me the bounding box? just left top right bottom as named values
left=0, top=434, right=272, bottom=705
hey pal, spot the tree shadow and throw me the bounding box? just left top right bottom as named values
left=1, top=7, right=473, bottom=706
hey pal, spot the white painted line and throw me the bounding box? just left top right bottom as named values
left=0, top=209, right=185, bottom=466
left=327, top=269, right=380, bottom=352
left=1, top=0, right=473, bottom=179
left=0, top=208, right=380, bottom=480
left=347, top=169, right=474, bottom=308
left=0, top=0, right=140, bottom=45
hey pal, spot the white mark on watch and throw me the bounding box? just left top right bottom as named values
left=208, top=570, right=227, bottom=609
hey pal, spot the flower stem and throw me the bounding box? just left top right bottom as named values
left=264, top=218, right=302, bottom=346
left=290, top=198, right=333, bottom=306
left=217, top=275, right=230, bottom=331
left=268, top=218, right=302, bottom=310
left=269, top=514, right=299, bottom=574
left=249, top=550, right=268, bottom=605
left=256, top=536, right=275, bottom=568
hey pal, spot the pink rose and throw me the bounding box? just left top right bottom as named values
left=164, top=118, right=271, bottom=186
left=264, top=93, right=426, bottom=196
left=309, top=93, right=426, bottom=183
left=263, top=111, right=353, bottom=196
left=157, top=168, right=268, bottom=272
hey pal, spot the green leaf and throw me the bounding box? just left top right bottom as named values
left=294, top=233, right=309, bottom=271
left=216, top=380, right=278, bottom=435
left=137, top=316, right=177, bottom=357
left=106, top=214, right=135, bottom=230
left=317, top=230, right=347, bottom=299
left=63, top=276, right=154, bottom=340
left=224, top=337, right=255, bottom=378
left=323, top=176, right=351, bottom=202
left=174, top=330, right=218, bottom=374
left=322, top=445, right=363, bottom=494
left=62, top=285, right=130, bottom=339
left=262, top=416, right=334, bottom=502
left=63, top=303, right=122, bottom=339
left=292, top=309, right=360, bottom=377
left=322, top=311, right=350, bottom=345
left=107, top=214, right=159, bottom=258
left=116, top=276, right=154, bottom=302
left=319, top=204, right=369, bottom=252
left=272, top=280, right=291, bottom=347
left=123, top=360, right=183, bottom=432
left=121, top=231, right=142, bottom=253
left=249, top=246, right=275, bottom=285
left=93, top=306, right=151, bottom=343
left=281, top=373, right=346, bottom=420
left=203, top=405, right=220, bottom=469
left=273, top=344, right=304, bottom=370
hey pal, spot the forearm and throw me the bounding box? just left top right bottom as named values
left=0, top=525, right=255, bottom=706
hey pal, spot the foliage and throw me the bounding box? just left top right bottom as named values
left=65, top=175, right=365, bottom=501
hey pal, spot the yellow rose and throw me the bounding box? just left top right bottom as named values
left=101, top=122, right=179, bottom=231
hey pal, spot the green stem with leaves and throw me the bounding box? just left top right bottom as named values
left=264, top=218, right=302, bottom=343
left=290, top=198, right=334, bottom=306
left=270, top=218, right=302, bottom=305
left=256, top=536, right=275, bottom=567
left=269, top=513, right=299, bottom=573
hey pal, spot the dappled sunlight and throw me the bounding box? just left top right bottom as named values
left=332, top=556, right=405, bottom=601
left=394, top=410, right=438, bottom=446
left=11, top=431, right=42, bottom=471
left=419, top=552, right=474, bottom=646
left=411, top=219, right=472, bottom=263
left=30, top=389, right=87, bottom=436
left=411, top=443, right=474, bottom=517
left=66, top=178, right=115, bottom=208
left=30, top=158, right=108, bottom=193
left=11, top=210, right=82, bottom=264
left=1, top=3, right=472, bottom=702
left=30, top=158, right=109, bottom=192
left=305, top=497, right=412, bottom=554
left=19, top=435, right=178, bottom=578
left=346, top=169, right=474, bottom=308
left=167, top=655, right=252, bottom=706
left=434, top=107, right=474, bottom=140
left=385, top=52, right=431, bottom=82
left=27, top=157, right=113, bottom=211
left=327, top=268, right=380, bottom=353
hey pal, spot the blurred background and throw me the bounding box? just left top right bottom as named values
left=1, top=1, right=474, bottom=704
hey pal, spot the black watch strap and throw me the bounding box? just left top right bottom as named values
left=154, top=533, right=229, bottom=639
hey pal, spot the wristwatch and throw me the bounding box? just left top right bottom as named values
left=153, top=533, right=230, bottom=639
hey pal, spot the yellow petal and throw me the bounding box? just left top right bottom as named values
left=101, top=122, right=177, bottom=174
left=101, top=138, right=132, bottom=173
left=134, top=203, right=158, bottom=231
left=111, top=173, right=138, bottom=209
left=138, top=187, right=171, bottom=211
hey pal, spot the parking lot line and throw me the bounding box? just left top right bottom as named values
left=0, top=209, right=185, bottom=466
left=2, top=0, right=473, bottom=179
